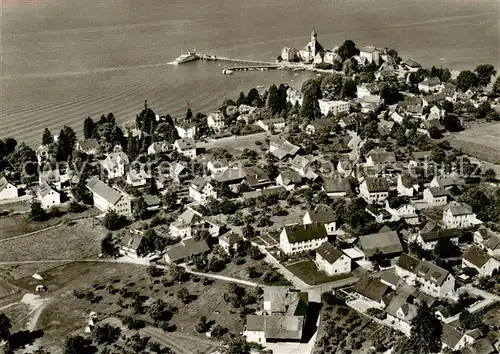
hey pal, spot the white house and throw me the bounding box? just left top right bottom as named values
left=256, top=118, right=286, bottom=132
left=208, top=161, right=230, bottom=176
left=316, top=242, right=351, bottom=276
left=207, top=111, right=225, bottom=131
left=442, top=201, right=479, bottom=229
left=462, top=246, right=500, bottom=277
left=359, top=177, right=390, bottom=204
left=385, top=199, right=419, bottom=224
left=414, top=227, right=461, bottom=251
left=290, top=155, right=317, bottom=180
left=102, top=149, right=129, bottom=179
left=147, top=141, right=169, bottom=155
left=322, top=177, right=351, bottom=197
left=396, top=254, right=455, bottom=298
left=423, top=187, right=448, bottom=206
left=483, top=234, right=500, bottom=257
left=276, top=170, right=302, bottom=191
left=119, top=230, right=146, bottom=259
left=173, top=138, right=196, bottom=159
left=385, top=294, right=418, bottom=336
left=303, top=205, right=337, bottom=235
left=357, top=83, right=380, bottom=99
left=418, top=77, right=442, bottom=93
left=86, top=177, right=132, bottom=216
left=0, top=177, right=18, bottom=200
left=174, top=121, right=197, bottom=139
left=279, top=224, right=328, bottom=254
left=188, top=177, right=217, bottom=203
left=218, top=231, right=242, bottom=254
left=37, top=182, right=61, bottom=209
left=359, top=46, right=380, bottom=65
left=318, top=99, right=349, bottom=116
left=125, top=169, right=150, bottom=187
left=397, top=174, right=419, bottom=197
left=76, top=139, right=100, bottom=156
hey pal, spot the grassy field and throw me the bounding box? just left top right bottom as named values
left=286, top=260, right=352, bottom=286
left=3, top=261, right=252, bottom=353
left=0, top=219, right=103, bottom=263
left=448, top=122, right=500, bottom=164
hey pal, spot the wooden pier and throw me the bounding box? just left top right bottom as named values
left=222, top=65, right=278, bottom=74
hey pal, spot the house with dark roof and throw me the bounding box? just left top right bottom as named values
left=385, top=291, right=419, bottom=336
left=173, top=138, right=196, bottom=159
left=396, top=256, right=455, bottom=298
left=218, top=231, right=242, bottom=254
left=243, top=166, right=272, bottom=190
left=460, top=338, right=496, bottom=354
left=169, top=162, right=189, bottom=182
left=413, top=226, right=461, bottom=250
left=397, top=173, right=419, bottom=197
left=482, top=233, right=500, bottom=257
left=443, top=201, right=480, bottom=229
left=365, top=149, right=396, bottom=167
left=76, top=138, right=100, bottom=155
left=279, top=223, right=328, bottom=254
left=423, top=186, right=449, bottom=206
left=268, top=136, right=300, bottom=160
left=37, top=181, right=61, bottom=209
left=169, top=207, right=220, bottom=239
left=164, top=238, right=210, bottom=264
left=441, top=323, right=475, bottom=352
left=305, top=118, right=336, bottom=136
left=418, top=77, right=442, bottom=93
left=276, top=169, right=303, bottom=191
left=384, top=197, right=419, bottom=224
left=353, top=276, right=392, bottom=308
left=303, top=205, right=337, bottom=235
left=358, top=230, right=403, bottom=258
left=119, top=230, right=146, bottom=259
left=322, top=177, right=351, bottom=197
left=188, top=176, right=217, bottom=203
left=360, top=177, right=390, bottom=204
left=0, top=177, right=18, bottom=200
left=316, top=242, right=351, bottom=276
left=244, top=287, right=309, bottom=344
left=462, top=246, right=500, bottom=277
left=86, top=177, right=132, bottom=216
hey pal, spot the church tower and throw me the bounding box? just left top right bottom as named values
left=310, top=30, right=317, bottom=55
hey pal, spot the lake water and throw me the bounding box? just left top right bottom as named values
left=1, top=0, right=498, bottom=145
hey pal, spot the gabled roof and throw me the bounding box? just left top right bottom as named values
left=411, top=151, right=432, bottom=160
left=174, top=138, right=196, bottom=150
left=354, top=276, right=390, bottom=302
left=367, top=148, right=396, bottom=163
left=212, top=167, right=246, bottom=184
left=463, top=246, right=492, bottom=268
left=420, top=77, right=441, bottom=87
left=420, top=227, right=461, bottom=242
left=316, top=242, right=344, bottom=264
left=363, top=177, right=390, bottom=193
left=86, top=177, right=122, bottom=205
left=441, top=323, right=467, bottom=350
left=283, top=224, right=328, bottom=244
left=305, top=205, right=336, bottom=223
left=0, top=177, right=13, bottom=193
left=460, top=338, right=496, bottom=354
left=166, top=238, right=210, bottom=262
left=358, top=230, right=403, bottom=257
left=396, top=254, right=420, bottom=272
left=427, top=186, right=449, bottom=197
left=38, top=181, right=57, bottom=198
left=323, top=177, right=351, bottom=194
left=414, top=260, right=450, bottom=286
left=170, top=162, right=188, bottom=176
left=278, top=170, right=302, bottom=185
left=483, top=235, right=500, bottom=251
left=243, top=166, right=270, bottom=187
left=399, top=173, right=418, bottom=189
left=445, top=201, right=473, bottom=216
left=190, top=176, right=209, bottom=192
left=403, top=58, right=421, bottom=68
left=78, top=138, right=99, bottom=151
left=219, top=231, right=241, bottom=245
left=121, top=231, right=145, bottom=251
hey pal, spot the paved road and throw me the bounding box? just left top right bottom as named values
left=180, top=265, right=263, bottom=288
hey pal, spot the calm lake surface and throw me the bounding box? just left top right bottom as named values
left=1, top=0, right=499, bottom=145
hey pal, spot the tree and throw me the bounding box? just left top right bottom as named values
left=0, top=313, right=12, bottom=342
left=92, top=324, right=121, bottom=345
left=340, top=79, right=357, bottom=99
left=380, top=84, right=402, bottom=105
left=433, top=238, right=459, bottom=259
left=57, top=125, right=77, bottom=161
left=63, top=335, right=96, bottom=354
left=176, top=287, right=191, bottom=304
left=484, top=168, right=496, bottom=181
left=337, top=39, right=359, bottom=61
left=492, top=76, right=500, bottom=95
left=169, top=264, right=189, bottom=283
left=103, top=210, right=124, bottom=231
left=456, top=70, right=478, bottom=92
left=301, top=79, right=322, bottom=119
left=29, top=200, right=47, bottom=221
left=321, top=73, right=344, bottom=95
left=476, top=101, right=491, bottom=118
left=407, top=303, right=442, bottom=354
left=195, top=316, right=211, bottom=333
left=442, top=114, right=462, bottom=132
left=266, top=84, right=282, bottom=115
left=474, top=64, right=496, bottom=87
left=42, top=128, right=54, bottom=146
left=459, top=310, right=478, bottom=330
left=148, top=299, right=173, bottom=323
left=133, top=196, right=148, bottom=220
left=101, top=233, right=118, bottom=257
left=83, top=117, right=95, bottom=140
left=227, top=338, right=251, bottom=354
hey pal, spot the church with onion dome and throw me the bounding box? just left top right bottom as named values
left=280, top=30, right=339, bottom=65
